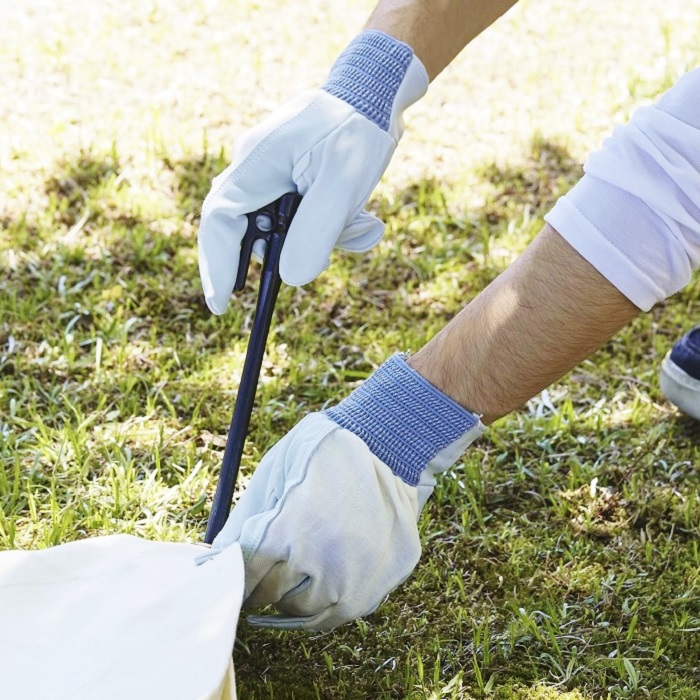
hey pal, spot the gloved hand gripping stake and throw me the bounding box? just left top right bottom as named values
left=204, top=193, right=302, bottom=545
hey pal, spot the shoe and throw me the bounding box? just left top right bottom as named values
left=660, top=326, right=700, bottom=420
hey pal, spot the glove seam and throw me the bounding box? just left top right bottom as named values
left=279, top=127, right=394, bottom=285
left=202, top=94, right=363, bottom=219
left=243, top=422, right=343, bottom=593
left=201, top=95, right=326, bottom=218
left=290, top=110, right=393, bottom=198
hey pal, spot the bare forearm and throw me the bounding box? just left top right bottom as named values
left=408, top=224, right=639, bottom=424
left=365, top=0, right=518, bottom=81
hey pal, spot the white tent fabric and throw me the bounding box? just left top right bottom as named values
left=0, top=535, right=244, bottom=699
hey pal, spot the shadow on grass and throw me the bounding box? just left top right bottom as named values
left=11, top=135, right=583, bottom=325
left=1, top=135, right=673, bottom=474
left=8, top=136, right=582, bottom=356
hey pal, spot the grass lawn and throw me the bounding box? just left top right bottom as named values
left=2, top=1, right=700, bottom=697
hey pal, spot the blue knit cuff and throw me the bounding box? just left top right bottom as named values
left=322, top=30, right=414, bottom=131
left=324, top=354, right=480, bottom=486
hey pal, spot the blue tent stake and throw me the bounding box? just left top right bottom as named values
left=204, top=192, right=302, bottom=544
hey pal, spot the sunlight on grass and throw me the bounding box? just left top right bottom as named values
left=3, top=0, right=700, bottom=697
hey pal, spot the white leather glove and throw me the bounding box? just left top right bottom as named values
left=198, top=31, right=429, bottom=314
left=208, top=355, right=485, bottom=630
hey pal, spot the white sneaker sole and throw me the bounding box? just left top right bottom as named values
left=660, top=353, right=700, bottom=420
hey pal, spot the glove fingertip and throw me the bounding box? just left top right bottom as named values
left=279, top=247, right=330, bottom=287
left=205, top=295, right=228, bottom=316
left=337, top=225, right=385, bottom=253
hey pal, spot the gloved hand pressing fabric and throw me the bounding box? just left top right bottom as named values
left=210, top=354, right=485, bottom=631
left=197, top=30, right=428, bottom=314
